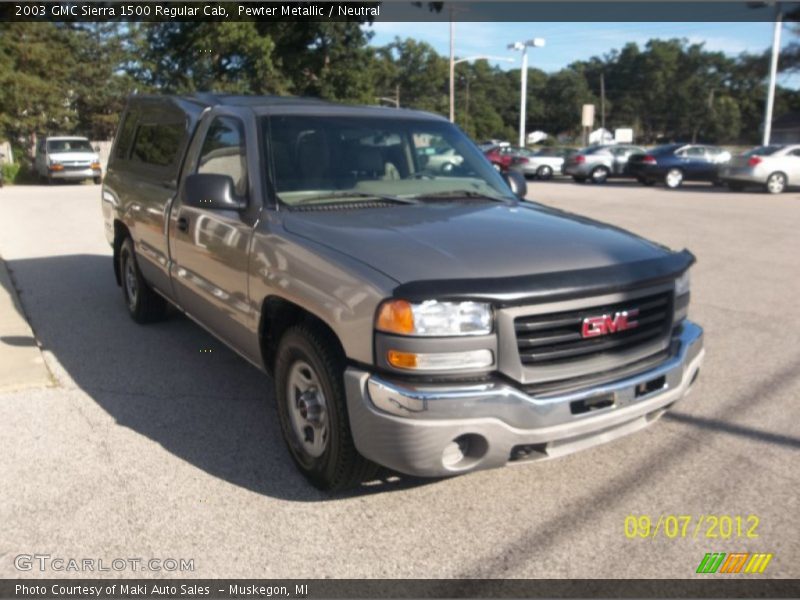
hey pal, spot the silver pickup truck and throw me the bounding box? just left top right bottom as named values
left=102, top=94, right=704, bottom=490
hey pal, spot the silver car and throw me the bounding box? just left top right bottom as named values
left=512, top=147, right=577, bottom=180
left=563, top=144, right=646, bottom=183
left=721, top=144, right=800, bottom=193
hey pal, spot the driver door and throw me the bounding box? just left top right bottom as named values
left=168, top=111, right=259, bottom=354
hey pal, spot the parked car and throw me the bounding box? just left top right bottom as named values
left=720, top=144, right=800, bottom=193
left=563, top=144, right=646, bottom=183
left=478, top=139, right=510, bottom=152
left=628, top=144, right=731, bottom=188
left=34, top=136, right=102, bottom=184
left=423, top=147, right=465, bottom=173
left=103, top=93, right=703, bottom=490
left=511, top=147, right=577, bottom=180
left=484, top=145, right=529, bottom=172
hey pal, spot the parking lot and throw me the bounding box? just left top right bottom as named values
left=0, top=179, right=798, bottom=578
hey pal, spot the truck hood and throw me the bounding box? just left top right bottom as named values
left=281, top=202, right=672, bottom=285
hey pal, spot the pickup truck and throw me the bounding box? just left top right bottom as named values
left=102, top=94, right=704, bottom=491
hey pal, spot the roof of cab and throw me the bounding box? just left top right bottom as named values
left=128, top=92, right=447, bottom=121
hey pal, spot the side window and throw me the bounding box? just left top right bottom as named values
left=686, top=147, right=706, bottom=158
left=115, top=111, right=137, bottom=159
left=197, top=117, right=247, bottom=197
left=789, top=148, right=800, bottom=157
left=131, top=122, right=183, bottom=167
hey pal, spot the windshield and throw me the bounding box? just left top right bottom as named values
left=47, top=139, right=93, bottom=153
left=263, top=115, right=514, bottom=205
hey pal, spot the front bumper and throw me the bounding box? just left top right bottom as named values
left=49, top=168, right=101, bottom=180
left=344, top=321, right=704, bottom=477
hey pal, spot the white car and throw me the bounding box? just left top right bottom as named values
left=721, top=144, right=800, bottom=194
left=35, top=136, right=102, bottom=184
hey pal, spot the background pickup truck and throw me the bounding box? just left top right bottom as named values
left=102, top=93, right=704, bottom=491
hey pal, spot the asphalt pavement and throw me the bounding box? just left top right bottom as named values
left=0, top=179, right=798, bottom=579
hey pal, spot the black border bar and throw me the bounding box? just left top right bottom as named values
left=2, top=579, right=800, bottom=599
left=1, top=1, right=800, bottom=23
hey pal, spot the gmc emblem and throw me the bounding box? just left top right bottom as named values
left=581, top=309, right=640, bottom=338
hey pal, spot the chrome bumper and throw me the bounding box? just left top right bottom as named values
left=344, top=321, right=704, bottom=477
left=50, top=168, right=100, bottom=180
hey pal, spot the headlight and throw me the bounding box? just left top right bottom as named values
left=675, top=269, right=691, bottom=296
left=376, top=299, right=492, bottom=337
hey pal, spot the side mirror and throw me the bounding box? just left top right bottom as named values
left=184, top=173, right=246, bottom=211
left=502, top=170, right=527, bottom=200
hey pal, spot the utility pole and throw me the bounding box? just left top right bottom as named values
left=449, top=7, right=455, bottom=122
left=508, top=38, right=545, bottom=148
left=600, top=73, right=606, bottom=133
left=763, top=6, right=783, bottom=145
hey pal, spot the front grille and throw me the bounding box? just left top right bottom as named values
left=514, top=291, right=673, bottom=367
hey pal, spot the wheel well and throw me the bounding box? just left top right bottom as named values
left=259, top=297, right=345, bottom=376
left=112, top=220, right=129, bottom=286
left=768, top=170, right=788, bottom=182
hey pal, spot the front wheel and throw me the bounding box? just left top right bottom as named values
left=274, top=324, right=378, bottom=491
left=118, top=237, right=167, bottom=324
left=765, top=172, right=787, bottom=194
left=665, top=168, right=684, bottom=189
left=536, top=165, right=553, bottom=180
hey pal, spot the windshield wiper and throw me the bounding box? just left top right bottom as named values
left=291, top=191, right=419, bottom=205
left=409, top=190, right=515, bottom=203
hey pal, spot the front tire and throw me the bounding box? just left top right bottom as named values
left=93, top=176, right=102, bottom=185
left=765, top=172, right=787, bottom=194
left=118, top=237, right=167, bottom=324
left=536, top=165, right=553, bottom=180
left=665, top=168, right=684, bottom=189
left=274, top=324, right=377, bottom=491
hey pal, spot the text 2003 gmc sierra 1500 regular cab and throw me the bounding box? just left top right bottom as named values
left=102, top=94, right=704, bottom=490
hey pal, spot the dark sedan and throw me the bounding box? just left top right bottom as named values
left=628, top=144, right=732, bottom=188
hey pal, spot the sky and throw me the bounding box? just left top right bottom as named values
left=363, top=21, right=800, bottom=88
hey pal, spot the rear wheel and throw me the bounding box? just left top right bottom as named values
left=536, top=165, right=554, bottom=180
left=119, top=237, right=167, bottom=324
left=765, top=172, right=787, bottom=194
left=274, top=324, right=378, bottom=491
left=590, top=166, right=609, bottom=184
left=665, top=168, right=684, bottom=189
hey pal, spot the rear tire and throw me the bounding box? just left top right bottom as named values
left=274, top=324, right=378, bottom=491
left=536, top=165, right=553, bottom=180
left=665, top=168, right=684, bottom=189
left=118, top=237, right=167, bottom=324
left=590, top=166, right=609, bottom=184
left=765, top=172, right=787, bottom=194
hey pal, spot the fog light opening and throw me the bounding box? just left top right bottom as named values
left=442, top=434, right=488, bottom=470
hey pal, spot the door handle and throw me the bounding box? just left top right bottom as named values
left=177, top=216, right=189, bottom=232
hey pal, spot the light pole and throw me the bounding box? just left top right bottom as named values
left=449, top=56, right=514, bottom=123
left=508, top=38, right=545, bottom=147
left=763, top=5, right=783, bottom=145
